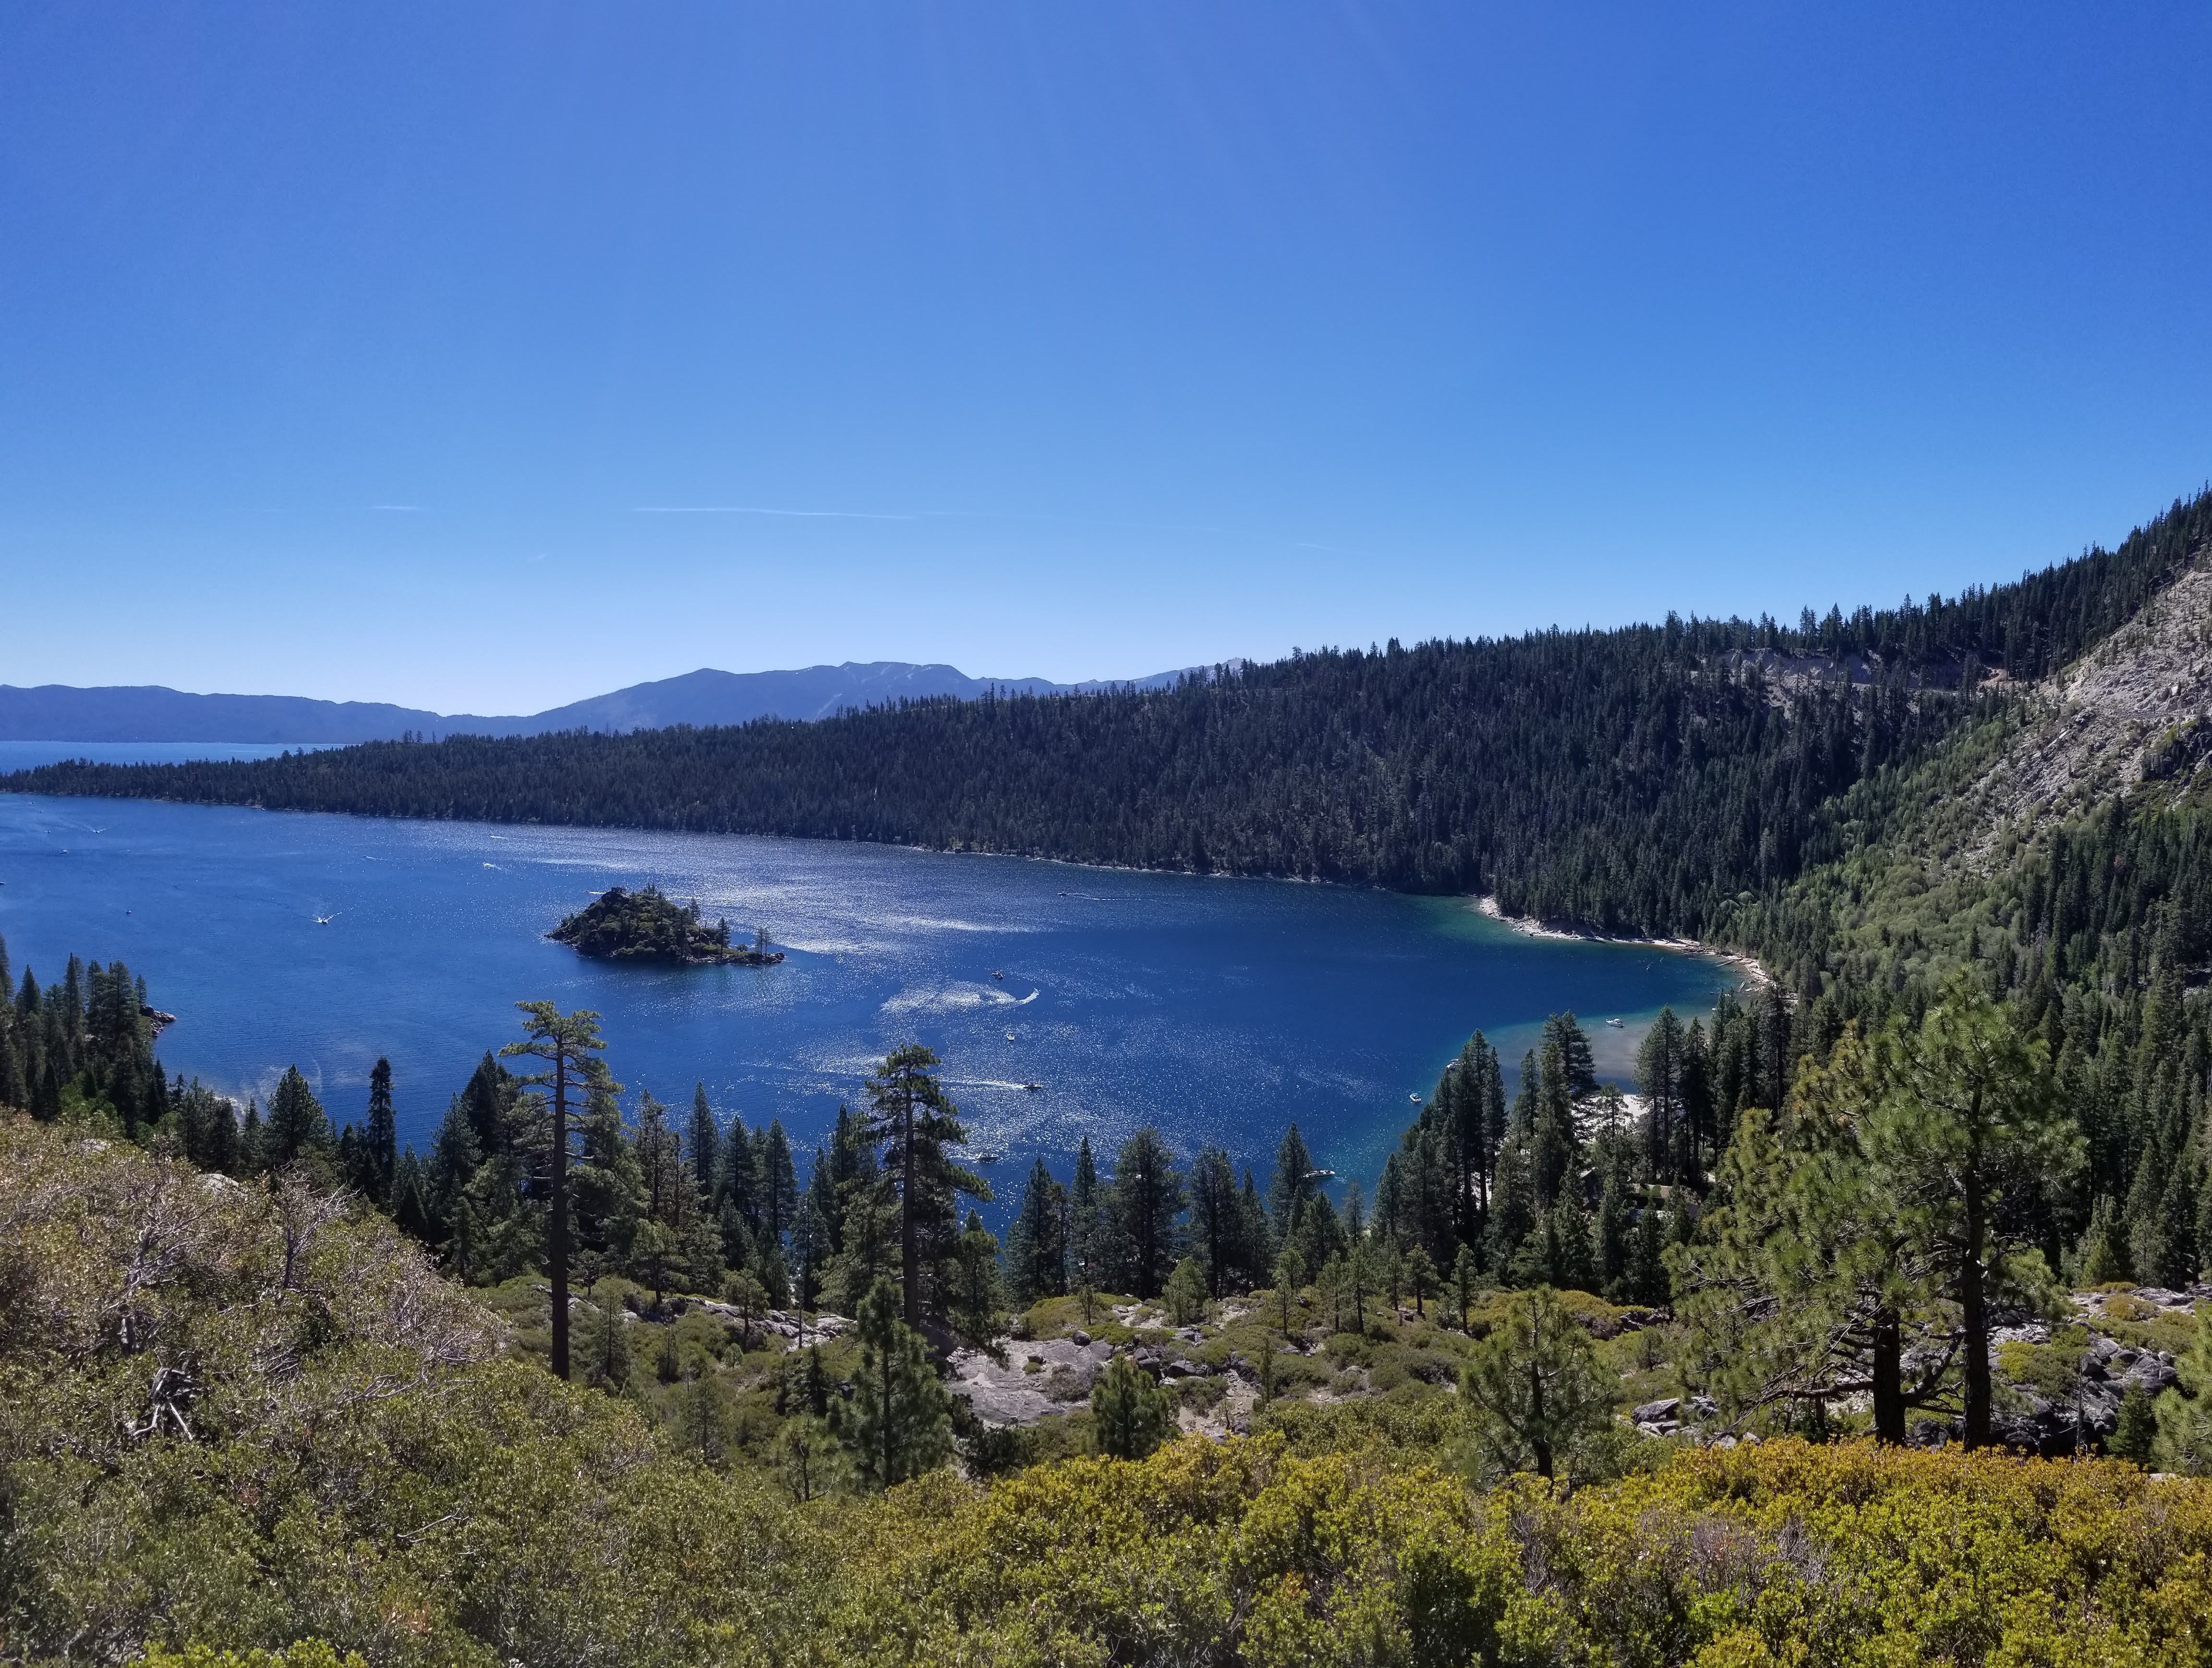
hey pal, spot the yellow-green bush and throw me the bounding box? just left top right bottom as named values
left=22, top=1120, right=2212, bottom=1667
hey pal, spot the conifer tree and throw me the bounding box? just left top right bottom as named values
left=1460, top=1285, right=1614, bottom=1480
left=1090, top=1352, right=1176, bottom=1461
left=391, top=1147, right=432, bottom=1241
left=579, top=1288, right=632, bottom=1392
left=239, top=1097, right=263, bottom=1173
left=263, top=1066, right=332, bottom=1170
left=1187, top=1144, right=1242, bottom=1297
left=1450, top=1243, right=1480, bottom=1329
left=1549, top=1191, right=1598, bottom=1294
left=1292, top=1187, right=1344, bottom=1277
left=1269, top=1123, right=1318, bottom=1243
left=2113, top=1386, right=2158, bottom=1466
left=1109, top=1127, right=1185, bottom=1299
left=757, top=1119, right=799, bottom=1251
left=836, top=1277, right=952, bottom=1489
left=1866, top=985, right=2080, bottom=1448
left=949, top=1209, right=1003, bottom=1347
left=790, top=1189, right=829, bottom=1311
left=688, top=1082, right=718, bottom=1197
left=1163, top=1255, right=1208, bottom=1326
left=717, top=1106, right=760, bottom=1246
left=1544, top=1013, right=1598, bottom=1101
left=863, top=1045, right=987, bottom=1327
left=1486, top=1135, right=1537, bottom=1276
left=1680, top=1019, right=1716, bottom=1179
left=813, top=1104, right=870, bottom=1254
left=500, top=1002, right=612, bottom=1381
left=363, top=1058, right=397, bottom=1208
left=1532, top=1039, right=1579, bottom=1208
left=1239, top=1168, right=1272, bottom=1281
left=1272, top=1243, right=1306, bottom=1334
left=1404, top=1243, right=1437, bottom=1316
left=1638, top=1009, right=1684, bottom=1184
left=1005, top=1158, right=1069, bottom=1305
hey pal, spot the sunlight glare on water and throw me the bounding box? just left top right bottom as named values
left=0, top=791, right=1741, bottom=1212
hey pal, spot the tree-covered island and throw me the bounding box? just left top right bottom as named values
left=549, top=883, right=784, bottom=965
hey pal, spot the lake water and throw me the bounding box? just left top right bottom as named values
left=0, top=782, right=1741, bottom=1212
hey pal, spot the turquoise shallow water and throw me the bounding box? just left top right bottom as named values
left=0, top=788, right=1741, bottom=1211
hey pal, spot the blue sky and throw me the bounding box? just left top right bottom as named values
left=3, top=3, right=2209, bottom=714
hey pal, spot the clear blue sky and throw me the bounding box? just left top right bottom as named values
left=3, top=4, right=2209, bottom=715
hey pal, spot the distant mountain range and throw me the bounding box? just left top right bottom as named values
left=0, top=662, right=1200, bottom=744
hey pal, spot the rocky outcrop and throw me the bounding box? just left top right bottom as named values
left=950, top=1334, right=1118, bottom=1427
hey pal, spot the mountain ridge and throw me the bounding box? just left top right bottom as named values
left=0, top=660, right=1201, bottom=744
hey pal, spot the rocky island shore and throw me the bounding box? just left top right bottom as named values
left=549, top=883, right=784, bottom=966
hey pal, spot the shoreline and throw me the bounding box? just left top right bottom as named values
left=0, top=779, right=1771, bottom=992
left=1472, top=896, right=1772, bottom=990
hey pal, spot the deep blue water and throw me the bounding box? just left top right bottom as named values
left=0, top=786, right=1741, bottom=1211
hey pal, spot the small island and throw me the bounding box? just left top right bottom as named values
left=548, top=884, right=784, bottom=966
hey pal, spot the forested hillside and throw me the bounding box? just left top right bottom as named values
left=15, top=489, right=2209, bottom=934
left=15, top=490, right=2212, bottom=1662
left=13, top=1114, right=2212, bottom=1668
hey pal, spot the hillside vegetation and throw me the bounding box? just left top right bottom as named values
left=11, top=1117, right=2212, bottom=1668
left=15, top=490, right=2212, bottom=1664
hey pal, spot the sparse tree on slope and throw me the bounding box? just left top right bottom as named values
left=1459, top=1285, right=1615, bottom=1481
left=500, top=1002, right=611, bottom=1381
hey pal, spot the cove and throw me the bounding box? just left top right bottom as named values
left=0, top=790, right=1741, bottom=1212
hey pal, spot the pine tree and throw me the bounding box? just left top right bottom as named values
left=1090, top=1353, right=1175, bottom=1461
left=2113, top=1385, right=2159, bottom=1466
left=263, top=1066, right=332, bottom=1170
left=1070, top=1136, right=1106, bottom=1292
left=500, top=1002, right=613, bottom=1381
left=1292, top=1187, right=1344, bottom=1277
left=239, top=1097, right=264, bottom=1174
left=2082, top=1193, right=2132, bottom=1284
left=863, top=1045, right=988, bottom=1326
left=1550, top=1192, right=1598, bottom=1294
left=1269, top=1124, right=1318, bottom=1244
left=392, top=1146, right=432, bottom=1241
left=1239, top=1168, right=1272, bottom=1285
left=949, top=1209, right=1003, bottom=1347
left=836, top=1278, right=952, bottom=1489
left=1187, top=1144, right=1242, bottom=1297
left=1272, top=1243, right=1306, bottom=1334
left=1532, top=1039, right=1579, bottom=1208
left=1486, top=1135, right=1537, bottom=1277
left=1403, top=1243, right=1437, bottom=1316
left=757, top=1120, right=799, bottom=1251
left=1108, top=1127, right=1185, bottom=1299
left=1544, top=1013, right=1598, bottom=1101
left=1592, top=1154, right=1629, bottom=1292
left=1680, top=1019, right=1716, bottom=1178
left=1638, top=1009, right=1684, bottom=1184
left=1449, top=1243, right=1480, bottom=1329
left=363, top=1058, right=397, bottom=1208
left=1459, top=1286, right=1614, bottom=1481
left=688, top=1083, right=719, bottom=1197
left=578, top=1289, right=633, bottom=1391
left=1163, top=1256, right=1208, bottom=1326
left=1866, top=985, right=2079, bottom=1448
left=790, top=1189, right=829, bottom=1312
left=718, top=1106, right=760, bottom=1245
left=1004, top=1158, right=1069, bottom=1305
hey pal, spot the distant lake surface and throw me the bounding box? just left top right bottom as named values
left=0, top=785, right=1741, bottom=1212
